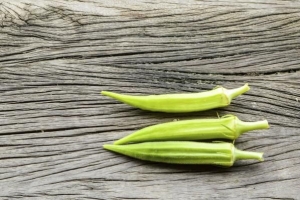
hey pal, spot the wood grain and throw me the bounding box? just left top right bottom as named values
left=0, top=0, right=299, bottom=199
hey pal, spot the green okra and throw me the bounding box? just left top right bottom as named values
left=103, top=141, right=264, bottom=167
left=101, top=84, right=250, bottom=113
left=114, top=115, right=269, bottom=145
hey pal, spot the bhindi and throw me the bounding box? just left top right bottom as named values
left=104, top=141, right=264, bottom=167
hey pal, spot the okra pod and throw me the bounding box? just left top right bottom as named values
left=103, top=141, right=264, bottom=167
left=101, top=84, right=250, bottom=113
left=114, top=115, right=269, bottom=145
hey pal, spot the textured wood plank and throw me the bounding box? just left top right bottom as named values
left=0, top=0, right=300, bottom=199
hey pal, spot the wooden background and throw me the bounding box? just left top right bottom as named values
left=0, top=0, right=299, bottom=199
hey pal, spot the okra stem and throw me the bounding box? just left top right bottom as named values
left=225, top=83, right=250, bottom=100
left=234, top=149, right=264, bottom=161
left=236, top=119, right=269, bottom=135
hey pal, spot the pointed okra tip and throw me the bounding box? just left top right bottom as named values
left=103, top=143, right=125, bottom=153
left=101, top=91, right=125, bottom=102
left=101, top=91, right=113, bottom=96
left=113, top=135, right=132, bottom=145
left=103, top=143, right=132, bottom=158
left=103, top=144, right=117, bottom=151
left=114, top=139, right=126, bottom=145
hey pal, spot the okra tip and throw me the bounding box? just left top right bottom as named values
left=101, top=91, right=128, bottom=103
left=101, top=91, right=114, bottom=96
left=103, top=144, right=115, bottom=151
left=103, top=144, right=125, bottom=153
left=114, top=139, right=126, bottom=145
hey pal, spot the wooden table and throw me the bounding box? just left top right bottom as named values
left=1, top=0, right=299, bottom=199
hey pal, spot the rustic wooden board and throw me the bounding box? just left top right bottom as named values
left=0, top=0, right=299, bottom=199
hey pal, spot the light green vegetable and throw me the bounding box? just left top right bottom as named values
left=114, top=115, right=269, bottom=145
left=101, top=84, right=250, bottom=113
left=103, top=141, right=264, bottom=167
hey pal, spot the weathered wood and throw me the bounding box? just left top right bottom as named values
left=0, top=0, right=299, bottom=199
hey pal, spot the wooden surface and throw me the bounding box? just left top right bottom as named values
left=0, top=0, right=300, bottom=199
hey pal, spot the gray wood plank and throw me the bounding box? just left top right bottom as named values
left=0, top=0, right=299, bottom=199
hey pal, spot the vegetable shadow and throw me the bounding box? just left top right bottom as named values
left=137, top=160, right=262, bottom=173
